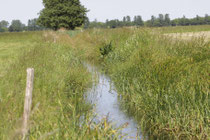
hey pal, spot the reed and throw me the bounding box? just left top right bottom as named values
left=71, top=26, right=210, bottom=139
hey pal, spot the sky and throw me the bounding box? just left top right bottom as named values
left=0, top=0, right=210, bottom=24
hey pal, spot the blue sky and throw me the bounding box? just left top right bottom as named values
left=0, top=0, right=210, bottom=24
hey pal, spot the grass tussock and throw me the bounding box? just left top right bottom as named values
left=70, top=26, right=210, bottom=139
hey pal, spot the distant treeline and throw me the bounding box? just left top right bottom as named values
left=84, top=14, right=210, bottom=29
left=0, top=18, right=45, bottom=32
left=1, top=14, right=210, bottom=32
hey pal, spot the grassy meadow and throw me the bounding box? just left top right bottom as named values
left=155, top=25, right=210, bottom=33
left=0, top=25, right=209, bottom=139
left=0, top=31, right=121, bottom=139
left=68, top=25, right=209, bottom=139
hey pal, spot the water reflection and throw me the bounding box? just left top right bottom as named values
left=84, top=63, right=142, bottom=140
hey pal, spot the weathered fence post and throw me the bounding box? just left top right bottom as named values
left=22, top=68, right=34, bottom=139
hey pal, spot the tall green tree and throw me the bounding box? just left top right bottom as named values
left=8, top=20, right=25, bottom=32
left=171, top=19, right=178, bottom=26
left=38, top=0, right=87, bottom=30
left=204, top=14, right=210, bottom=24
left=136, top=16, right=144, bottom=26
left=0, top=20, right=9, bottom=32
left=28, top=18, right=43, bottom=31
left=122, top=17, right=126, bottom=26
left=164, top=14, right=170, bottom=26
left=126, top=16, right=131, bottom=26
left=133, top=16, right=144, bottom=26
left=158, top=14, right=164, bottom=26
left=133, top=16, right=137, bottom=25
left=150, top=15, right=156, bottom=26
left=179, top=15, right=190, bottom=26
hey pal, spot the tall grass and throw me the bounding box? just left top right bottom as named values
left=0, top=32, right=38, bottom=77
left=71, top=27, right=210, bottom=139
left=0, top=31, right=121, bottom=139
left=156, top=25, right=210, bottom=33
left=1, top=26, right=208, bottom=139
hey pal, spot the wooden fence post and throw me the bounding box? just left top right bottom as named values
left=22, top=68, right=34, bottom=139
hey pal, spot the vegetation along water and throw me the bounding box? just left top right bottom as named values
left=0, top=31, right=122, bottom=139
left=68, top=25, right=210, bottom=139
left=0, top=25, right=209, bottom=139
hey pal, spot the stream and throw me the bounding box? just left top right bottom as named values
left=84, top=63, right=143, bottom=140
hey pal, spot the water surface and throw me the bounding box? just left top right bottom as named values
left=85, top=63, right=142, bottom=140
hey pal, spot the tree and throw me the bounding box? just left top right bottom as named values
left=195, top=15, right=204, bottom=25
left=126, top=16, right=131, bottom=26
left=180, top=15, right=191, bottom=26
left=88, top=19, right=106, bottom=29
left=136, top=16, right=144, bottom=26
left=9, top=20, right=25, bottom=32
left=133, top=16, right=144, bottom=26
left=109, top=19, right=119, bottom=28
left=164, top=14, right=170, bottom=26
left=158, top=14, right=164, bottom=26
left=38, top=0, right=87, bottom=30
left=133, top=16, right=137, bottom=25
left=0, top=20, right=9, bottom=32
left=84, top=17, right=90, bottom=29
left=204, top=14, right=210, bottom=24
left=28, top=18, right=43, bottom=31
left=126, top=16, right=131, bottom=22
left=150, top=15, right=156, bottom=26
left=171, top=19, right=178, bottom=26
left=122, top=17, right=126, bottom=26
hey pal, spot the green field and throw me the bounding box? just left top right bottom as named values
left=0, top=31, right=120, bottom=139
left=70, top=25, right=210, bottom=139
left=0, top=25, right=209, bottom=139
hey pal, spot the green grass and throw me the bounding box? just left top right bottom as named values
left=0, top=32, right=39, bottom=77
left=70, top=26, right=210, bottom=139
left=1, top=26, right=209, bottom=139
left=0, top=31, right=121, bottom=139
left=156, top=25, right=210, bottom=33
